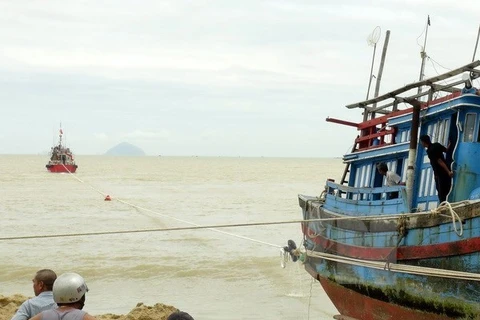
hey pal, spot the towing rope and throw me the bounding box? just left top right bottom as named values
left=305, top=250, right=480, bottom=282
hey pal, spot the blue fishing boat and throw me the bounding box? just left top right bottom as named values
left=287, top=58, right=480, bottom=320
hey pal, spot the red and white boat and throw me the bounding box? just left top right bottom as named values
left=45, top=128, right=78, bottom=173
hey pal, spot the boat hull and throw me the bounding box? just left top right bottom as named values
left=310, top=269, right=455, bottom=320
left=299, top=194, right=480, bottom=320
left=46, top=164, right=77, bottom=173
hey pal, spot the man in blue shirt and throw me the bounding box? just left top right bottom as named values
left=11, top=269, right=57, bottom=320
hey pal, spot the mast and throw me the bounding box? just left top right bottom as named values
left=405, top=98, right=421, bottom=212
left=370, top=30, right=391, bottom=119
left=59, top=123, right=63, bottom=147
left=473, top=24, right=480, bottom=62
left=417, top=15, right=431, bottom=96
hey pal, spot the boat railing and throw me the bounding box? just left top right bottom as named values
left=356, top=119, right=396, bottom=151
left=352, top=90, right=464, bottom=152
left=47, top=159, right=76, bottom=165
left=324, top=180, right=408, bottom=215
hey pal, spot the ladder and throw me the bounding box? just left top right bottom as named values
left=340, top=137, right=358, bottom=185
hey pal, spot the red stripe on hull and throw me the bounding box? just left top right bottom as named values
left=318, top=276, right=453, bottom=320
left=46, top=165, right=77, bottom=173
left=304, top=225, right=480, bottom=261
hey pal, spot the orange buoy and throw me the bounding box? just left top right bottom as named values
left=104, top=195, right=112, bottom=201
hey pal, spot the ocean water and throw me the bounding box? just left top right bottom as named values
left=0, top=155, right=344, bottom=320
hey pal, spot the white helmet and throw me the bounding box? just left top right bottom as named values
left=53, top=273, right=89, bottom=303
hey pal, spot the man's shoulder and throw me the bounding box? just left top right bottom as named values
left=387, top=171, right=400, bottom=177
left=430, top=143, right=446, bottom=152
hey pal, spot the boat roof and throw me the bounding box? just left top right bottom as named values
left=346, top=60, right=480, bottom=115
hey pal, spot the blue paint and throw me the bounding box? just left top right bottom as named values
left=297, top=70, right=480, bottom=318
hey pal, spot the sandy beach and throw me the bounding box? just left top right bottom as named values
left=0, top=294, right=179, bottom=320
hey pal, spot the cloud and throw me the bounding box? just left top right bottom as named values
left=94, top=133, right=110, bottom=141
left=123, top=130, right=170, bottom=140
left=0, top=1, right=479, bottom=157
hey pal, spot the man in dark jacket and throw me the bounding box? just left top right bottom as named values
left=419, top=134, right=454, bottom=202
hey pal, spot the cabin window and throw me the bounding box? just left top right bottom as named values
left=398, top=129, right=410, bottom=143
left=354, top=163, right=372, bottom=188
left=383, top=126, right=393, bottom=144
left=464, top=113, right=477, bottom=142
left=427, top=119, right=450, bottom=146
left=438, top=119, right=449, bottom=146
left=426, top=119, right=450, bottom=145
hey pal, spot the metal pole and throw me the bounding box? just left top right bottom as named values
left=364, top=44, right=378, bottom=121
left=405, top=98, right=421, bottom=212
left=417, top=16, right=430, bottom=96
left=366, top=44, right=377, bottom=101
left=473, top=24, right=480, bottom=62
left=371, top=30, right=391, bottom=119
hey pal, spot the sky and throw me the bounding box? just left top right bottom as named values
left=1, top=0, right=480, bottom=157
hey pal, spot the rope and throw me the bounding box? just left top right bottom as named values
left=384, top=216, right=409, bottom=270
left=21, top=166, right=471, bottom=251
left=0, top=218, right=367, bottom=242
left=60, top=164, right=283, bottom=248
left=1, top=207, right=467, bottom=243
left=306, top=250, right=480, bottom=282
left=307, top=277, right=315, bottom=320
left=61, top=164, right=108, bottom=197
left=430, top=201, right=463, bottom=237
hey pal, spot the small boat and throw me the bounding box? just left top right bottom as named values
left=286, top=33, right=480, bottom=319
left=46, top=127, right=78, bottom=173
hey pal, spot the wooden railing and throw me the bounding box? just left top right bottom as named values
left=323, top=181, right=409, bottom=215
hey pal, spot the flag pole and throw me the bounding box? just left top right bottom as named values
left=417, top=15, right=430, bottom=96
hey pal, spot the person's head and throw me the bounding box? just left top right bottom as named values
left=419, top=134, right=432, bottom=148
left=32, top=269, right=57, bottom=296
left=376, top=163, right=388, bottom=176
left=53, top=273, right=89, bottom=309
left=167, top=311, right=195, bottom=320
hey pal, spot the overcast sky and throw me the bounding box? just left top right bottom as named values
left=1, top=1, right=480, bottom=157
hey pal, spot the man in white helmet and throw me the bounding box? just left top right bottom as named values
left=11, top=269, right=57, bottom=320
left=30, top=272, right=96, bottom=320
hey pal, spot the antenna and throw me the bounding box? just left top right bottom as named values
left=366, top=26, right=381, bottom=101
left=367, top=26, right=381, bottom=47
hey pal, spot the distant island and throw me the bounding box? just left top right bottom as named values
left=105, top=142, right=146, bottom=156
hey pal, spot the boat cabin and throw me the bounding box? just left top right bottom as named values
left=325, top=60, right=480, bottom=213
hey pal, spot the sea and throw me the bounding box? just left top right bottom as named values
left=0, top=155, right=345, bottom=320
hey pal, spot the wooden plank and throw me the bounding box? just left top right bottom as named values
left=346, top=60, right=480, bottom=109
left=355, top=129, right=395, bottom=143
left=326, top=117, right=359, bottom=128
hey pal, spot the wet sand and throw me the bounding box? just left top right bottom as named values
left=0, top=294, right=179, bottom=320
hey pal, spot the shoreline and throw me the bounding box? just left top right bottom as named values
left=0, top=294, right=179, bottom=320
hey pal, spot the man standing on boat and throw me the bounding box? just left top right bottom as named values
left=419, top=135, right=454, bottom=202
left=376, top=162, right=404, bottom=199
left=376, top=162, right=404, bottom=186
